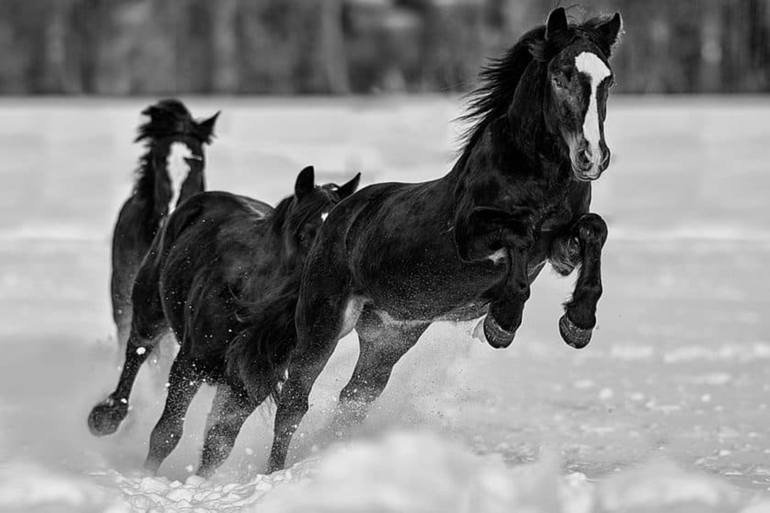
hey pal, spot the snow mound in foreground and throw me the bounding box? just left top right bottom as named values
left=3, top=431, right=769, bottom=513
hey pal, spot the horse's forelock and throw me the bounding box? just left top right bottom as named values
left=135, top=99, right=214, bottom=145
left=531, top=16, right=614, bottom=63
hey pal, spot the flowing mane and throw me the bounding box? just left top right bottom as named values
left=133, top=99, right=216, bottom=200
left=228, top=184, right=345, bottom=402
left=269, top=186, right=342, bottom=239
left=460, top=15, right=618, bottom=155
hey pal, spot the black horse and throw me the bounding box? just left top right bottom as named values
left=266, top=8, right=622, bottom=471
left=111, top=99, right=219, bottom=347
left=88, top=166, right=360, bottom=478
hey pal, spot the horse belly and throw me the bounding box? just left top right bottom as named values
left=360, top=255, right=505, bottom=321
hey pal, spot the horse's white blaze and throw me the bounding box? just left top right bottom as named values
left=166, top=142, right=194, bottom=213
left=321, top=211, right=329, bottom=222
left=575, top=52, right=610, bottom=166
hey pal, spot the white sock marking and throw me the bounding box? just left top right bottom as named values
left=166, top=142, right=193, bottom=214
left=575, top=52, right=610, bottom=164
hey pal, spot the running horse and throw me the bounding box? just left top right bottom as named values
left=111, top=99, right=219, bottom=347
left=89, top=166, right=360, bottom=478
left=267, top=8, right=622, bottom=471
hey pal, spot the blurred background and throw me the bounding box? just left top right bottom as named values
left=1, top=0, right=769, bottom=96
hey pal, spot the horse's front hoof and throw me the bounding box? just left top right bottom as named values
left=87, top=397, right=128, bottom=436
left=482, top=315, right=516, bottom=349
left=559, top=314, right=592, bottom=349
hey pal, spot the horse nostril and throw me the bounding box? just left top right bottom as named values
left=577, top=149, right=592, bottom=168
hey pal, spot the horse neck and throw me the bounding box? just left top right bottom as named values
left=450, top=82, right=566, bottom=212
left=263, top=203, right=302, bottom=272
left=138, top=141, right=204, bottom=220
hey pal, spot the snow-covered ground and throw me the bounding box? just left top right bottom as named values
left=0, top=96, right=769, bottom=512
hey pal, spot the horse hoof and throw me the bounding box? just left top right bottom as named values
left=87, top=397, right=128, bottom=436
left=559, top=314, right=592, bottom=349
left=482, top=315, right=515, bottom=349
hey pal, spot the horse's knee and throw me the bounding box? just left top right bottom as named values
left=576, top=213, right=608, bottom=246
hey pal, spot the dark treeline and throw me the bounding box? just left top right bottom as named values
left=1, top=0, right=768, bottom=95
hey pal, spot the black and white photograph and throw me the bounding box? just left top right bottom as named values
left=1, top=1, right=769, bottom=511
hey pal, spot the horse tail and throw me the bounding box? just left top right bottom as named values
left=135, top=98, right=219, bottom=145
left=226, top=274, right=302, bottom=403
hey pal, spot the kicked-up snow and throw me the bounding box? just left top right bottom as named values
left=0, top=96, right=769, bottom=511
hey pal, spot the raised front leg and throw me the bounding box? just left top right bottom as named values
left=483, top=248, right=530, bottom=348
left=454, top=206, right=535, bottom=263
left=455, top=206, right=537, bottom=348
left=550, top=213, right=608, bottom=348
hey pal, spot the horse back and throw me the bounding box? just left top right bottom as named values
left=151, top=191, right=278, bottom=362
left=310, top=181, right=509, bottom=320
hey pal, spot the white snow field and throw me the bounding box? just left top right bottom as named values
left=0, top=96, right=769, bottom=512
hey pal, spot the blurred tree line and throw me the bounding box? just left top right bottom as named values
left=0, top=0, right=768, bottom=95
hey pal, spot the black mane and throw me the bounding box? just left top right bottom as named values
left=133, top=99, right=214, bottom=200
left=270, top=187, right=341, bottom=239
left=227, top=273, right=301, bottom=403
left=135, top=99, right=214, bottom=144
left=460, top=15, right=615, bottom=153
left=227, top=186, right=342, bottom=402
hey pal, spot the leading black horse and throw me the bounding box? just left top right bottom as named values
left=267, top=8, right=622, bottom=471
left=111, top=99, right=219, bottom=347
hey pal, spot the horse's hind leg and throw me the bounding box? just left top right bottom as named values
left=553, top=213, right=608, bottom=348
left=111, top=285, right=133, bottom=350
left=88, top=326, right=165, bottom=436
left=197, top=383, right=260, bottom=478
left=111, top=239, right=144, bottom=350
left=144, top=353, right=203, bottom=474
left=333, top=309, right=428, bottom=431
left=89, top=261, right=167, bottom=436
left=267, top=280, right=360, bottom=473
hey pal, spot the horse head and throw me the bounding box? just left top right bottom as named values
left=538, top=8, right=622, bottom=181
left=279, top=166, right=361, bottom=259
left=135, top=99, right=220, bottom=216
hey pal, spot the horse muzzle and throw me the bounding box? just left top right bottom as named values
left=569, top=142, right=610, bottom=182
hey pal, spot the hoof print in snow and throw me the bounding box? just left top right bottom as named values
left=559, top=314, right=592, bottom=349
left=88, top=398, right=128, bottom=436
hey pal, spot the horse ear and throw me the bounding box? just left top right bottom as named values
left=596, top=12, right=623, bottom=51
left=337, top=172, right=361, bottom=199
left=197, top=111, right=220, bottom=142
left=295, top=166, right=316, bottom=199
left=545, top=7, right=568, bottom=40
